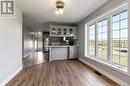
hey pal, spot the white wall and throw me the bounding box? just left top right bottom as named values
left=0, top=6, right=23, bottom=85
left=78, top=0, right=130, bottom=85
left=34, top=24, right=49, bottom=32
left=29, top=23, right=49, bottom=32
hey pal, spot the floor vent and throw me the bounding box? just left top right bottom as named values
left=94, top=70, right=102, bottom=76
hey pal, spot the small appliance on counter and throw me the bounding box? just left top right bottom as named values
left=63, top=37, right=76, bottom=45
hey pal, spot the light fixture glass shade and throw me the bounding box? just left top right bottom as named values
left=55, top=8, right=64, bottom=15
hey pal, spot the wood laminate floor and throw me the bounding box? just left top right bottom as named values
left=22, top=51, right=49, bottom=68
left=6, top=60, right=119, bottom=86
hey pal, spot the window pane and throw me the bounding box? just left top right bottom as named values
left=120, top=19, right=128, bottom=29
left=112, top=41, right=120, bottom=64
left=120, top=29, right=128, bottom=38
left=90, top=35, right=95, bottom=40
left=98, top=22, right=102, bottom=27
left=90, top=44, right=95, bottom=56
left=120, top=55, right=128, bottom=67
left=113, top=14, right=119, bottom=22
left=103, top=33, right=107, bottom=40
left=102, top=48, right=108, bottom=60
left=98, top=46, right=102, bottom=57
left=112, top=40, right=120, bottom=47
left=98, top=40, right=102, bottom=57
left=120, top=11, right=128, bottom=20
left=112, top=54, right=120, bottom=64
left=90, top=25, right=95, bottom=35
left=112, top=10, right=128, bottom=68
left=97, top=19, right=108, bottom=60
left=98, top=41, right=107, bottom=60
left=98, top=27, right=102, bottom=33
left=88, top=24, right=95, bottom=57
left=103, top=20, right=107, bottom=25
left=98, top=34, right=102, bottom=40
left=113, top=22, right=119, bottom=30
left=113, top=30, right=119, bottom=39
left=103, top=25, right=107, bottom=32
left=91, top=25, right=95, bottom=29
left=120, top=38, right=128, bottom=47
left=120, top=41, right=128, bottom=67
left=90, top=30, right=93, bottom=34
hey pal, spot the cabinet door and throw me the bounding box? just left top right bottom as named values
left=51, top=27, right=57, bottom=35
left=57, top=27, right=62, bottom=35
left=68, top=27, right=74, bottom=36
left=51, top=47, right=68, bottom=61
left=63, top=28, right=67, bottom=36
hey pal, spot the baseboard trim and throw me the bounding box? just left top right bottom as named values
left=0, top=67, right=22, bottom=86
left=23, top=51, right=34, bottom=58
left=79, top=58, right=130, bottom=86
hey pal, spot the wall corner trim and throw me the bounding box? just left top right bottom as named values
left=79, top=58, right=130, bottom=86
left=0, top=67, right=22, bottom=86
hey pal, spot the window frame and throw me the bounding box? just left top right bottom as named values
left=85, top=3, right=129, bottom=75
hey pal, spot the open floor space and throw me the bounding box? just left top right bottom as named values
left=6, top=60, right=118, bottom=86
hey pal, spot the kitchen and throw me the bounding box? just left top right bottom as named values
left=22, top=22, right=79, bottom=68
left=43, top=23, right=79, bottom=61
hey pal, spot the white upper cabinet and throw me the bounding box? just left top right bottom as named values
left=50, top=25, right=78, bottom=38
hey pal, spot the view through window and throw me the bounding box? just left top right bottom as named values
left=112, top=11, right=128, bottom=68
left=87, top=8, right=128, bottom=71
left=97, top=19, right=108, bottom=60
left=88, top=24, right=96, bottom=57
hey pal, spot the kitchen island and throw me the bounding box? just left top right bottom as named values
left=48, top=45, right=79, bottom=61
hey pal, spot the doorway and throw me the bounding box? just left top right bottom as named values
left=22, top=30, right=49, bottom=68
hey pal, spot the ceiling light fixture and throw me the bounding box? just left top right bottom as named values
left=55, top=0, right=65, bottom=15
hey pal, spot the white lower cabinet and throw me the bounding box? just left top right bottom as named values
left=50, top=47, right=68, bottom=61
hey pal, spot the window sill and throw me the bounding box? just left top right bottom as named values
left=85, top=56, right=130, bottom=76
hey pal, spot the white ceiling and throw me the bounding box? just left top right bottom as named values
left=16, top=0, right=108, bottom=25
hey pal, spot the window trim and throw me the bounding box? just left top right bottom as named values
left=85, top=3, right=129, bottom=75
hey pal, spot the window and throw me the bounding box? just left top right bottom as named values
left=97, top=19, right=108, bottom=60
left=86, top=5, right=128, bottom=72
left=88, top=24, right=96, bottom=57
left=112, top=11, right=128, bottom=68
